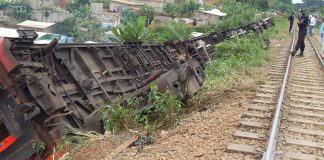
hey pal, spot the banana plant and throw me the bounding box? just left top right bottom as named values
left=111, top=16, right=146, bottom=43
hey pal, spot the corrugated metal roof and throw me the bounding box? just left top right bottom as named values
left=17, top=20, right=55, bottom=29
left=111, top=0, right=142, bottom=6
left=199, top=8, right=227, bottom=16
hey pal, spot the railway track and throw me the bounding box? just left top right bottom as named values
left=226, top=28, right=324, bottom=159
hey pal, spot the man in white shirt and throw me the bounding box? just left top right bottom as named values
left=309, top=15, right=316, bottom=36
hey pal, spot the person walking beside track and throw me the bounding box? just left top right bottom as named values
left=288, top=12, right=294, bottom=33
left=317, top=16, right=321, bottom=28
left=291, top=9, right=309, bottom=57
left=308, top=15, right=316, bottom=36
left=320, top=22, right=324, bottom=58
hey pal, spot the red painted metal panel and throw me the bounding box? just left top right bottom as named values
left=0, top=135, right=16, bottom=153
left=0, top=38, right=16, bottom=72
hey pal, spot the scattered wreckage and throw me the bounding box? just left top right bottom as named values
left=0, top=18, right=274, bottom=160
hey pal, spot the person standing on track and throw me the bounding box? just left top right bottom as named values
left=291, top=9, right=309, bottom=57
left=288, top=12, right=294, bottom=33
left=320, top=22, right=324, bottom=58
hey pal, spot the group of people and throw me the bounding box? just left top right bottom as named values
left=288, top=9, right=324, bottom=58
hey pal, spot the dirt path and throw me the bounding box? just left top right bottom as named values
left=68, top=23, right=290, bottom=160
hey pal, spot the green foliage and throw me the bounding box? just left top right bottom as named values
left=100, top=104, right=126, bottom=133
left=147, top=83, right=183, bottom=128
left=177, top=0, right=201, bottom=17
left=163, top=3, right=177, bottom=16
left=163, top=0, right=200, bottom=17
left=66, top=1, right=78, bottom=13
left=237, top=0, right=269, bottom=10
left=139, top=5, right=155, bottom=24
left=270, top=0, right=295, bottom=13
left=54, top=5, right=105, bottom=42
left=53, top=18, right=76, bottom=37
left=111, top=16, right=146, bottom=43
left=76, top=0, right=91, bottom=5
left=144, top=22, right=192, bottom=43
left=126, top=97, right=140, bottom=108
left=99, top=83, right=183, bottom=134
left=11, top=1, right=35, bottom=22
left=214, top=0, right=258, bottom=31
left=32, top=140, right=46, bottom=157
left=121, top=9, right=138, bottom=20
left=0, top=0, right=9, bottom=10
left=65, top=0, right=91, bottom=13
left=55, top=136, right=69, bottom=152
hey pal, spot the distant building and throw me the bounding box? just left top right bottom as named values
left=29, top=0, right=56, bottom=9
left=194, top=8, right=227, bottom=26
left=134, top=0, right=170, bottom=13
left=91, top=3, right=104, bottom=17
left=109, top=0, right=171, bottom=12
left=109, top=0, right=143, bottom=12
left=17, top=20, right=55, bottom=32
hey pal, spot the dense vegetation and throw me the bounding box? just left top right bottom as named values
left=163, top=0, right=201, bottom=17
left=213, top=0, right=259, bottom=31
left=144, top=22, right=193, bottom=43
left=139, top=5, right=155, bottom=25
left=0, top=0, right=35, bottom=22
left=53, top=4, right=105, bottom=42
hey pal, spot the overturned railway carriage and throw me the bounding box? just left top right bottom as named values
left=0, top=18, right=273, bottom=160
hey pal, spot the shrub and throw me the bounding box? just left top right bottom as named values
left=214, top=0, right=259, bottom=31
left=100, top=104, right=126, bottom=133
left=144, top=22, right=192, bottom=43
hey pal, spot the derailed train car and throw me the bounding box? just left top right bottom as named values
left=0, top=18, right=274, bottom=160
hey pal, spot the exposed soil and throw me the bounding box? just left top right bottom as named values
left=67, top=25, right=289, bottom=160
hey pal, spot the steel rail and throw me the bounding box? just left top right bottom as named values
left=262, top=26, right=296, bottom=160
left=307, top=36, right=324, bottom=67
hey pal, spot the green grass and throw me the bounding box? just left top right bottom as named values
left=203, top=17, right=284, bottom=89
left=203, top=34, right=266, bottom=89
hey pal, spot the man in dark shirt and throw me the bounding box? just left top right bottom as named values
left=291, top=9, right=309, bottom=57
left=288, top=12, right=294, bottom=33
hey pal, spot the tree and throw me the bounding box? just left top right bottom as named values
left=76, top=0, right=90, bottom=6
left=162, top=0, right=200, bottom=17
left=178, top=0, right=200, bottom=17
left=139, top=5, right=155, bottom=25
left=12, top=1, right=35, bottom=22
left=53, top=18, right=76, bottom=37
left=53, top=5, right=105, bottom=42
left=0, top=0, right=9, bottom=10
left=121, top=9, right=138, bottom=20
left=111, top=16, right=146, bottom=43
